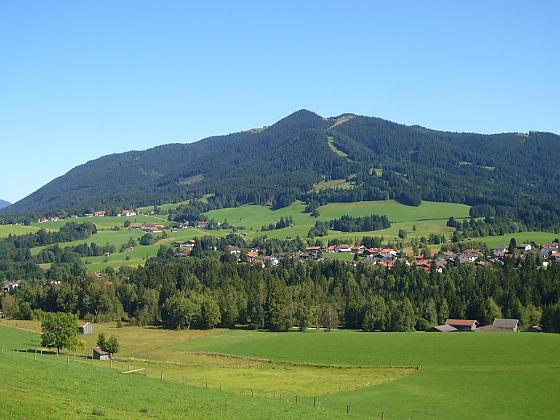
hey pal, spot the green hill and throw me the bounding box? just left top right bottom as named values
left=4, top=110, right=560, bottom=230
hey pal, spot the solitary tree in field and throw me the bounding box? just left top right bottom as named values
left=41, top=312, right=78, bottom=354
left=105, top=335, right=120, bottom=358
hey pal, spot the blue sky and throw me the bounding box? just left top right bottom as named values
left=1, top=1, right=559, bottom=203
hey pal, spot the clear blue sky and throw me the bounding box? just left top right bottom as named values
left=1, top=1, right=559, bottom=203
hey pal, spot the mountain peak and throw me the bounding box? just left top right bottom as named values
left=269, top=109, right=327, bottom=132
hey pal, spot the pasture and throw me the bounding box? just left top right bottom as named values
left=6, top=199, right=558, bottom=272
left=0, top=224, right=44, bottom=237
left=1, top=321, right=558, bottom=419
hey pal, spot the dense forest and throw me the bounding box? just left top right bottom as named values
left=3, top=252, right=560, bottom=333
left=1, top=221, right=560, bottom=332
left=3, top=110, right=560, bottom=232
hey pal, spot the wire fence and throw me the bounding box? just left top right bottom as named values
left=4, top=346, right=398, bottom=418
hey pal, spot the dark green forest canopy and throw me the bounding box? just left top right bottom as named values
left=3, top=110, right=560, bottom=230
left=4, top=253, right=560, bottom=333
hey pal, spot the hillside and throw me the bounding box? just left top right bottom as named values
left=0, top=199, right=11, bottom=209
left=3, top=110, right=560, bottom=230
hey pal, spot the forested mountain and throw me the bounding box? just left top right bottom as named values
left=3, top=110, right=560, bottom=230
left=0, top=200, right=11, bottom=209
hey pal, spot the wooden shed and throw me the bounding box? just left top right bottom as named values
left=92, top=347, right=110, bottom=361
left=77, top=322, right=93, bottom=335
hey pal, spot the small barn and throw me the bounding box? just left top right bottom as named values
left=444, top=319, right=479, bottom=331
left=92, top=347, right=110, bottom=361
left=77, top=322, right=93, bottom=335
left=492, top=318, right=520, bottom=332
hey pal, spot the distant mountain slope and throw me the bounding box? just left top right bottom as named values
left=0, top=199, right=11, bottom=209
left=3, top=110, right=560, bottom=230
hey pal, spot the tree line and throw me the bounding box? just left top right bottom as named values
left=3, top=250, right=560, bottom=333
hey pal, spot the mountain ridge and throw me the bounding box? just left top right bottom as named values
left=3, top=110, right=560, bottom=230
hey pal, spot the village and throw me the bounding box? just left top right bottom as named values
left=170, top=236, right=560, bottom=271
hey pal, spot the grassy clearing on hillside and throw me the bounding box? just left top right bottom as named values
left=466, top=231, right=560, bottom=248
left=33, top=215, right=169, bottom=231
left=0, top=224, right=44, bottom=237
left=311, top=178, right=353, bottom=192
left=206, top=200, right=469, bottom=244
left=327, top=135, right=349, bottom=158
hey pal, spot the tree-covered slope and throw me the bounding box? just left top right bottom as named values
left=3, top=109, right=560, bottom=229
left=0, top=200, right=11, bottom=209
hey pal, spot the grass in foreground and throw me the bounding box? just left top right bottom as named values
left=2, top=321, right=559, bottom=419
left=0, top=326, right=334, bottom=419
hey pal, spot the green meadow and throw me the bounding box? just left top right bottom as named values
left=0, top=325, right=327, bottom=419
left=33, top=214, right=169, bottom=231
left=0, top=224, right=45, bottom=237
left=1, top=323, right=559, bottom=419
left=205, top=199, right=470, bottom=243
left=6, top=199, right=558, bottom=271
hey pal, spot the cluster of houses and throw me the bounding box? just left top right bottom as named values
left=168, top=239, right=560, bottom=272
left=37, top=209, right=138, bottom=223
left=431, top=318, right=541, bottom=333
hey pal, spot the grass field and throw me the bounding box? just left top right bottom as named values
left=33, top=215, right=170, bottom=231
left=0, top=224, right=45, bottom=237
left=205, top=199, right=471, bottom=243
left=0, top=325, right=327, bottom=419
left=1, top=321, right=558, bottom=419
left=468, top=231, right=560, bottom=248
left=7, top=199, right=558, bottom=272
left=311, top=178, right=354, bottom=192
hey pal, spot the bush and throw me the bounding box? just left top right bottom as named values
left=92, top=408, right=105, bottom=416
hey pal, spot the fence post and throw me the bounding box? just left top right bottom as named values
left=314, top=397, right=316, bottom=408
left=295, top=395, right=298, bottom=404
left=347, top=404, right=350, bottom=415
left=160, top=371, right=163, bottom=380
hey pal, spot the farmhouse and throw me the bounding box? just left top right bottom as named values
left=517, top=243, right=532, bottom=252
left=94, top=210, right=107, bottom=217
left=1, top=280, right=21, bottom=293
left=492, top=246, right=509, bottom=256
left=92, top=347, right=110, bottom=361
left=227, top=245, right=241, bottom=255
left=196, top=221, right=209, bottom=229
left=444, top=319, right=479, bottom=331
left=143, top=224, right=163, bottom=233
left=77, top=322, right=93, bottom=335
